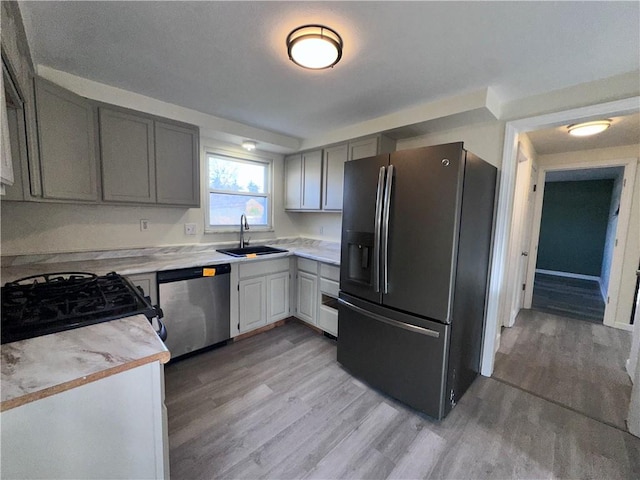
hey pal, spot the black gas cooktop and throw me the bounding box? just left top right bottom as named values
left=1, top=272, right=163, bottom=345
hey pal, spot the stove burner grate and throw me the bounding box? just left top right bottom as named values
left=1, top=271, right=161, bottom=344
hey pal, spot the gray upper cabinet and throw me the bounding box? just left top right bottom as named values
left=322, top=143, right=348, bottom=211
left=301, top=150, right=322, bottom=210
left=348, top=135, right=396, bottom=161
left=15, top=78, right=200, bottom=207
left=100, top=108, right=155, bottom=203
left=35, top=78, right=98, bottom=201
left=155, top=121, right=199, bottom=207
left=285, top=150, right=322, bottom=211
left=284, top=154, right=302, bottom=210
left=348, top=137, right=379, bottom=161
left=285, top=135, right=396, bottom=212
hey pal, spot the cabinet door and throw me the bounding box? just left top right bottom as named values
left=284, top=154, right=302, bottom=209
left=239, top=277, right=266, bottom=333
left=301, top=150, right=322, bottom=210
left=100, top=108, right=155, bottom=203
left=3, top=106, right=28, bottom=200
left=349, top=137, right=379, bottom=161
left=267, top=272, right=289, bottom=323
left=322, top=143, right=348, bottom=211
left=35, top=79, right=98, bottom=201
left=126, top=272, right=158, bottom=305
left=155, top=121, right=199, bottom=206
left=296, top=271, right=317, bottom=325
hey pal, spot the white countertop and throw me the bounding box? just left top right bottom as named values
left=1, top=315, right=170, bottom=412
left=0, top=238, right=340, bottom=411
left=0, top=238, right=340, bottom=284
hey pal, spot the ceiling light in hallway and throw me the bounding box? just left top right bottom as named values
left=567, top=120, right=611, bottom=137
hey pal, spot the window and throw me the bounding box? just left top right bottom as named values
left=206, top=151, right=272, bottom=230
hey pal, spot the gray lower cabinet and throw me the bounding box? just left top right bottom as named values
left=35, top=78, right=98, bottom=201
left=155, top=121, right=200, bottom=207
left=239, top=277, right=267, bottom=333
left=100, top=108, right=156, bottom=203
left=126, top=272, right=158, bottom=305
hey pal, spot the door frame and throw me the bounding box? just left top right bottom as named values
left=502, top=144, right=538, bottom=328
left=481, top=96, right=639, bottom=376
left=523, top=158, right=636, bottom=330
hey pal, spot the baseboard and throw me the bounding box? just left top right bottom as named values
left=535, top=269, right=600, bottom=282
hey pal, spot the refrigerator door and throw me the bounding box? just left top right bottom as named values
left=337, top=292, right=450, bottom=419
left=382, top=143, right=465, bottom=323
left=340, top=154, right=389, bottom=304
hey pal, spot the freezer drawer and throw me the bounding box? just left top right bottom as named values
left=337, top=293, right=450, bottom=419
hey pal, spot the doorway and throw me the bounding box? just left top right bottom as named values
left=531, top=167, right=624, bottom=323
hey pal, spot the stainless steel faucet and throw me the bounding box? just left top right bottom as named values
left=239, top=214, right=250, bottom=248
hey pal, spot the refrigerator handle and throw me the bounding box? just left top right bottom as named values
left=373, top=166, right=386, bottom=293
left=338, top=298, right=440, bottom=338
left=382, top=164, right=394, bottom=294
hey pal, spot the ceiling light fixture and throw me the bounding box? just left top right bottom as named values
left=287, top=24, right=343, bottom=70
left=242, top=140, right=257, bottom=151
left=567, top=120, right=611, bottom=137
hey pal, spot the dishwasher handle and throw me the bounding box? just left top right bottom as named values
left=157, top=264, right=231, bottom=283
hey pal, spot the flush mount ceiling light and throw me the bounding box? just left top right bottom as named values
left=242, top=140, right=257, bottom=151
left=287, top=24, right=343, bottom=70
left=567, top=120, right=611, bottom=137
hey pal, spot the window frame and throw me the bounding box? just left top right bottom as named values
left=204, top=147, right=274, bottom=233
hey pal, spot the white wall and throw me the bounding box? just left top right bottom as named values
left=0, top=138, right=299, bottom=255
left=537, top=145, right=640, bottom=327
left=286, top=212, right=342, bottom=242
left=396, top=121, right=505, bottom=168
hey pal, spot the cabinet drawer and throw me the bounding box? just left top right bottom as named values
left=318, top=304, right=338, bottom=336
left=320, top=263, right=340, bottom=282
left=320, top=278, right=339, bottom=298
left=297, top=257, right=318, bottom=274
left=239, top=258, right=289, bottom=278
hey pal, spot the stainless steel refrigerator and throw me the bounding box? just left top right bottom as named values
left=337, top=142, right=496, bottom=420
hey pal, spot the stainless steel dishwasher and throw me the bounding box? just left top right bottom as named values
left=157, top=264, right=231, bottom=359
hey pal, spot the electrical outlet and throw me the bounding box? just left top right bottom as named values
left=140, top=219, right=149, bottom=231
left=184, top=223, right=197, bottom=235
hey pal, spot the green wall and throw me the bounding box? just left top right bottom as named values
left=537, top=179, right=613, bottom=277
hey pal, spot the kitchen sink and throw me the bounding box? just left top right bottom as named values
left=216, top=245, right=288, bottom=257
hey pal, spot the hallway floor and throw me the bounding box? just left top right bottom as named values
left=531, top=273, right=605, bottom=323
left=494, top=308, right=632, bottom=430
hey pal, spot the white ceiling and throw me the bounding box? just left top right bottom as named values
left=18, top=1, right=640, bottom=142
left=526, top=113, right=640, bottom=156
left=546, top=166, right=624, bottom=183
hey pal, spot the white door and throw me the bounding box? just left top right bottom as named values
left=515, top=162, right=538, bottom=312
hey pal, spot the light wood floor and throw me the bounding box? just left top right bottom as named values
left=494, top=308, right=632, bottom=430
left=165, top=320, right=640, bottom=479
left=532, top=273, right=605, bottom=323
